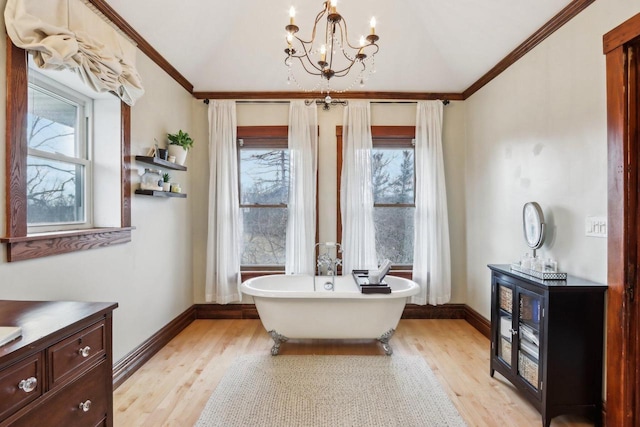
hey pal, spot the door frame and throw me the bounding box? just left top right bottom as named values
left=604, top=12, right=640, bottom=427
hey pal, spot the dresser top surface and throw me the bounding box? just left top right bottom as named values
left=488, top=264, right=607, bottom=290
left=0, top=300, right=117, bottom=362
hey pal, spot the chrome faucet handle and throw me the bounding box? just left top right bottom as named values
left=334, top=258, right=342, bottom=267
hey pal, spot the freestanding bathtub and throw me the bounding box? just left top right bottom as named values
left=240, top=274, right=420, bottom=355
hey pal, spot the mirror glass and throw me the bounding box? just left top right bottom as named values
left=523, top=202, right=545, bottom=249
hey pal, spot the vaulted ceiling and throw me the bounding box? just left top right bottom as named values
left=101, top=0, right=588, bottom=97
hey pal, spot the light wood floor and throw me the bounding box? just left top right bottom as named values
left=113, top=319, right=595, bottom=426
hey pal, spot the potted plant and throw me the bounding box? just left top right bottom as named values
left=167, top=130, right=193, bottom=165
left=162, top=172, right=171, bottom=191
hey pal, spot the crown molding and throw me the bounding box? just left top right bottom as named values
left=87, top=0, right=593, bottom=103
left=192, top=91, right=464, bottom=101
left=463, top=0, right=596, bottom=99
left=86, top=0, right=193, bottom=93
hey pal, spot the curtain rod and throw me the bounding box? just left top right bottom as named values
left=202, top=100, right=289, bottom=105
left=202, top=99, right=450, bottom=105
left=370, top=100, right=450, bottom=105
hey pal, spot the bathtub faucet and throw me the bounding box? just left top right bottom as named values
left=314, top=242, right=342, bottom=291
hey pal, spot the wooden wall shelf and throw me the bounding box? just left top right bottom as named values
left=135, top=190, right=187, bottom=198
left=135, top=156, right=187, bottom=171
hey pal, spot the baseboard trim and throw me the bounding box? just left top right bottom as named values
left=402, top=303, right=466, bottom=319
left=464, top=305, right=491, bottom=339
left=194, top=303, right=259, bottom=319
left=112, top=302, right=491, bottom=389
left=112, top=306, right=196, bottom=389
left=193, top=303, right=490, bottom=337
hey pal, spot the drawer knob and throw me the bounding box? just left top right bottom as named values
left=79, top=400, right=92, bottom=412
left=18, top=377, right=37, bottom=393
left=79, top=346, right=91, bottom=357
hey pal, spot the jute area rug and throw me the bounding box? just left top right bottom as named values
left=195, top=354, right=467, bottom=427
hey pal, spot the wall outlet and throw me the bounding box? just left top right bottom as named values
left=585, top=216, right=607, bottom=238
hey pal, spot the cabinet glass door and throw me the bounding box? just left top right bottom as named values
left=497, top=284, right=513, bottom=367
left=517, top=289, right=542, bottom=390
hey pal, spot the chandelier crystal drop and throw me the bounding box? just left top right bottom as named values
left=285, top=0, right=380, bottom=95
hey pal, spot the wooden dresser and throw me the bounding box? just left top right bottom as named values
left=0, top=300, right=117, bottom=427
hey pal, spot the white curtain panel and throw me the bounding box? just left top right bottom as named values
left=4, top=0, right=144, bottom=105
left=205, top=101, right=241, bottom=303
left=341, top=100, right=378, bottom=274
left=285, top=101, right=318, bottom=275
left=412, top=101, right=452, bottom=305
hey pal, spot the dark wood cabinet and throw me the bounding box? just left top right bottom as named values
left=0, top=301, right=117, bottom=427
left=488, top=264, right=606, bottom=427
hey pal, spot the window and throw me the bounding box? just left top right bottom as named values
left=337, top=126, right=416, bottom=273
left=372, top=137, right=415, bottom=266
left=237, top=127, right=289, bottom=269
left=27, top=72, right=92, bottom=231
left=2, top=44, right=132, bottom=262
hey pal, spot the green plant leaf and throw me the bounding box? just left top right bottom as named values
left=167, top=129, right=194, bottom=150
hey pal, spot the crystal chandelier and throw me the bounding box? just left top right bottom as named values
left=285, top=0, right=380, bottom=94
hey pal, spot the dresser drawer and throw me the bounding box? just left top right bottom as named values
left=9, top=360, right=109, bottom=427
left=48, top=321, right=106, bottom=388
left=0, top=353, right=43, bottom=420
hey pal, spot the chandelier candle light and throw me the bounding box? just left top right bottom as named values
left=285, top=0, right=380, bottom=95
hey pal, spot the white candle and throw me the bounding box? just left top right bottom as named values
left=289, top=6, right=295, bottom=25
left=370, top=17, right=376, bottom=35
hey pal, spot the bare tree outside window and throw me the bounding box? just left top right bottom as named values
left=372, top=147, right=415, bottom=265
left=239, top=147, right=289, bottom=266
left=26, top=82, right=88, bottom=226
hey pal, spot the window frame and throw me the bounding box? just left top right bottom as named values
left=26, top=70, right=94, bottom=232
left=336, top=125, right=416, bottom=278
left=1, top=40, right=133, bottom=262
left=237, top=126, right=289, bottom=276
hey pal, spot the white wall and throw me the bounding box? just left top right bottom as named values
left=464, top=0, right=640, bottom=318
left=191, top=100, right=467, bottom=304
left=4, top=0, right=636, bottom=367
left=0, top=1, right=195, bottom=362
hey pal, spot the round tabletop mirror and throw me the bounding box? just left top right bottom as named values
left=523, top=202, right=545, bottom=253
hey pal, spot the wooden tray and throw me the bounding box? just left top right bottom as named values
left=351, top=271, right=391, bottom=294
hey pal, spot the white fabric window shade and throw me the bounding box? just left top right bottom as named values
left=5, top=0, right=144, bottom=106
left=285, top=100, right=318, bottom=275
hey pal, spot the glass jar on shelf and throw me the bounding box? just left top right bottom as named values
left=141, top=168, right=163, bottom=191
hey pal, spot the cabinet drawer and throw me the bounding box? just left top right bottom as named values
left=48, top=321, right=106, bottom=388
left=9, top=361, right=109, bottom=427
left=0, top=353, right=43, bottom=421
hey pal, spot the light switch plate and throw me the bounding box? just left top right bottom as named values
left=585, top=216, right=607, bottom=238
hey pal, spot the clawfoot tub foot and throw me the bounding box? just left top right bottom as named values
left=268, top=330, right=289, bottom=356
left=378, top=328, right=396, bottom=356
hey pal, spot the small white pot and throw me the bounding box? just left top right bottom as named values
left=162, top=182, right=171, bottom=191
left=168, top=145, right=188, bottom=165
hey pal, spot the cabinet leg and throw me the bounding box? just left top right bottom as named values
left=592, top=405, right=603, bottom=427
left=490, top=368, right=495, bottom=377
